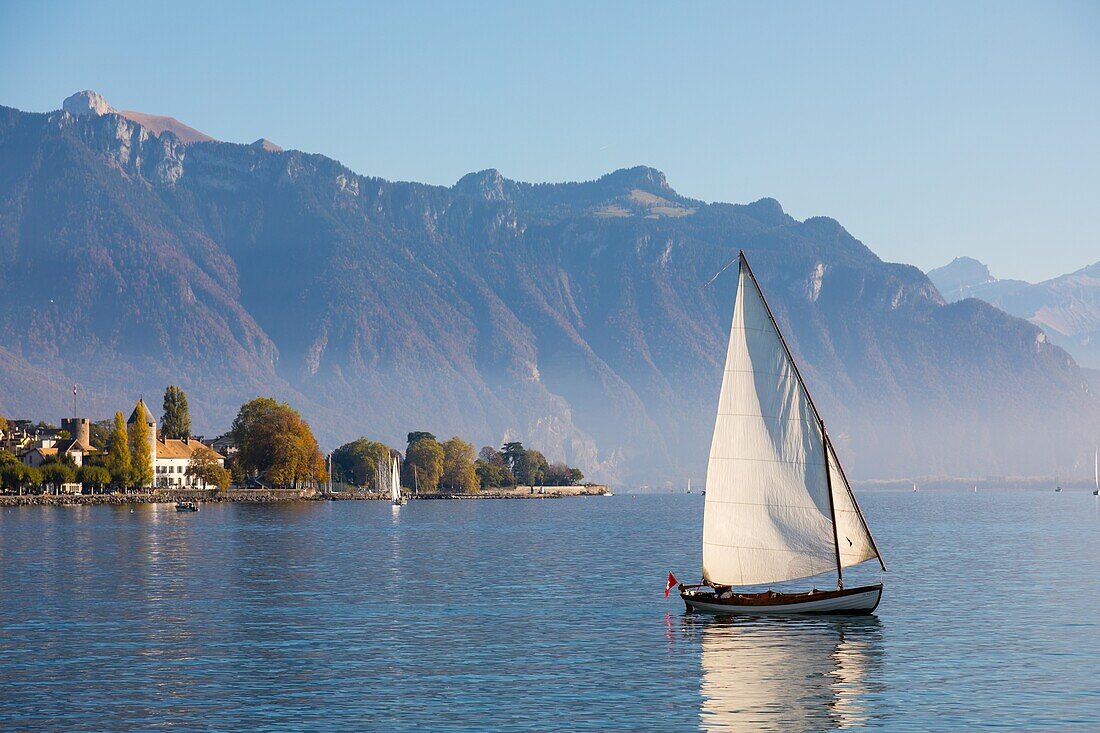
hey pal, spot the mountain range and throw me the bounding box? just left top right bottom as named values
left=0, top=91, right=1097, bottom=484
left=928, top=257, right=1100, bottom=370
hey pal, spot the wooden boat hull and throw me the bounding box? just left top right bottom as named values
left=681, top=583, right=882, bottom=615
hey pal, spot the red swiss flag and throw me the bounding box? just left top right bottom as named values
left=664, top=572, right=678, bottom=597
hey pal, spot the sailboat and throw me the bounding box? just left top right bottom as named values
left=1093, top=448, right=1098, bottom=496
left=678, top=252, right=886, bottom=615
left=687, top=478, right=692, bottom=495
left=390, top=456, right=405, bottom=505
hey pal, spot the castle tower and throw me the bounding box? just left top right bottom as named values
left=61, top=417, right=91, bottom=449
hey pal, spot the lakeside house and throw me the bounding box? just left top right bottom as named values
left=154, top=437, right=225, bottom=489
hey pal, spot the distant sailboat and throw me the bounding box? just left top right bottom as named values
left=1093, top=449, right=1098, bottom=496
left=677, top=252, right=886, bottom=615
left=912, top=483, right=918, bottom=493
left=687, top=478, right=692, bottom=495
left=390, top=456, right=405, bottom=506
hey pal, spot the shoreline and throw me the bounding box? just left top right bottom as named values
left=0, top=485, right=612, bottom=507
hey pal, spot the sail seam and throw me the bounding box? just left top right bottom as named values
left=713, top=411, right=819, bottom=422
left=708, top=456, right=827, bottom=466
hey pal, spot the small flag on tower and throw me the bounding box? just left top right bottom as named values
left=73, top=384, right=78, bottom=396
left=664, top=571, right=678, bottom=597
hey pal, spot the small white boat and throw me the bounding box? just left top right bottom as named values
left=676, top=253, right=885, bottom=616
left=1093, top=448, right=1098, bottom=496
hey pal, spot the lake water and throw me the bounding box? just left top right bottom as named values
left=1, top=492, right=1098, bottom=731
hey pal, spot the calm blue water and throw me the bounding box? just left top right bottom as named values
left=1, top=492, right=1098, bottom=731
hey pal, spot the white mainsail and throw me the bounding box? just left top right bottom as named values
left=701, top=254, right=883, bottom=587
left=390, top=456, right=401, bottom=503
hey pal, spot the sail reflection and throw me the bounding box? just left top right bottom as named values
left=697, top=616, right=883, bottom=732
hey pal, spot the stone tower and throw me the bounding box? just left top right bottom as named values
left=61, top=417, right=91, bottom=449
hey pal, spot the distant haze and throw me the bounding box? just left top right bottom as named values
left=1, top=95, right=1097, bottom=486
left=0, top=2, right=1097, bottom=281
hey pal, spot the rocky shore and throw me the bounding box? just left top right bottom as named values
left=0, top=485, right=611, bottom=507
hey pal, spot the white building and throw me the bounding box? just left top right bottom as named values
left=154, top=437, right=225, bottom=489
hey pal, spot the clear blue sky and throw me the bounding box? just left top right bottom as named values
left=2, top=1, right=1097, bottom=280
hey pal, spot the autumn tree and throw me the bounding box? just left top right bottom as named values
left=128, top=402, right=154, bottom=489
left=106, top=412, right=131, bottom=489
left=441, top=436, right=478, bottom=493
left=333, top=437, right=392, bottom=487
left=230, top=397, right=327, bottom=488
left=186, top=444, right=231, bottom=491
left=403, top=433, right=443, bottom=492
left=161, top=385, right=192, bottom=440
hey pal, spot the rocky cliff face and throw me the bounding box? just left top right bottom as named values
left=1, top=98, right=1097, bottom=483
left=930, top=257, right=1100, bottom=370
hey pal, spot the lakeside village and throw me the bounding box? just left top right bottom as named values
left=0, top=386, right=602, bottom=504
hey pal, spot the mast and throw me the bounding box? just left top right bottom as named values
left=821, top=421, right=844, bottom=589
left=739, top=251, right=885, bottom=574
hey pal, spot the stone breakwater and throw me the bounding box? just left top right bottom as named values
left=0, top=486, right=611, bottom=507
left=0, top=490, right=322, bottom=507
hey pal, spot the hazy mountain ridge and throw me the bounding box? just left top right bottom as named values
left=929, top=256, right=1100, bottom=369
left=0, top=97, right=1096, bottom=483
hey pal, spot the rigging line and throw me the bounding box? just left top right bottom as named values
left=702, top=254, right=740, bottom=289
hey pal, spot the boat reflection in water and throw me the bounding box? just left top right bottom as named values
left=695, top=616, right=884, bottom=732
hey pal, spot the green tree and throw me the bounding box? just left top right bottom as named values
left=407, top=431, right=436, bottom=445
left=403, top=435, right=443, bottom=493
left=77, top=465, right=111, bottom=493
left=501, top=442, right=525, bottom=473
left=546, top=462, right=585, bottom=486
left=332, top=437, right=392, bottom=487
left=441, top=436, right=478, bottom=493
left=106, top=412, right=131, bottom=489
left=514, top=448, right=548, bottom=486
left=230, top=397, right=327, bottom=488
left=128, top=402, right=154, bottom=489
left=1, top=463, right=40, bottom=495
left=1, top=458, right=31, bottom=495
left=41, top=462, right=76, bottom=493
left=89, top=419, right=113, bottom=450
left=186, top=444, right=231, bottom=491
left=161, top=385, right=192, bottom=440
left=0, top=414, right=8, bottom=433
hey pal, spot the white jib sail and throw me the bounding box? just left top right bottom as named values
left=827, top=438, right=880, bottom=569
left=390, top=457, right=401, bottom=502
left=702, top=261, right=838, bottom=586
